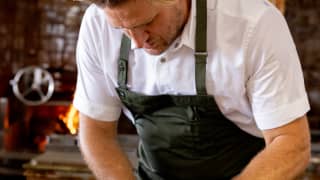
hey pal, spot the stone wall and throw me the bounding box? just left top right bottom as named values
left=0, top=0, right=88, bottom=97
left=285, top=0, right=320, bottom=127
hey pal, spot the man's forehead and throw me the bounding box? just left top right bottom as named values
left=104, top=0, right=158, bottom=29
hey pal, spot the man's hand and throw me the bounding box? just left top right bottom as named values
left=233, top=115, right=311, bottom=180
left=78, top=113, right=136, bottom=180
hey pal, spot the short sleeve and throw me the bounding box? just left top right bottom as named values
left=73, top=5, right=122, bottom=121
left=246, top=7, right=310, bottom=130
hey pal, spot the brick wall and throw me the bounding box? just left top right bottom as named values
left=0, top=0, right=88, bottom=97
left=0, top=0, right=88, bottom=71
left=285, top=0, right=320, bottom=127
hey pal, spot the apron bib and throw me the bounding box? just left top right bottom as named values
left=115, top=1, right=264, bottom=179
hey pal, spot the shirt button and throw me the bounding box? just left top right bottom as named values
left=119, top=91, right=125, bottom=97
left=160, top=57, right=166, bottom=63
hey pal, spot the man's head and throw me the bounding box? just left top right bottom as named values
left=86, top=0, right=191, bottom=55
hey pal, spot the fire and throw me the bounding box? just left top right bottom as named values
left=59, top=104, right=79, bottom=134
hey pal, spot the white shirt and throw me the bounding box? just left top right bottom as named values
left=73, top=0, right=310, bottom=137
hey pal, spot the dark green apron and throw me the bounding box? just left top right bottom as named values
left=115, top=1, right=265, bottom=179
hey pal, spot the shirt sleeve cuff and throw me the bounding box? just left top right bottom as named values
left=73, top=96, right=121, bottom=122
left=254, top=94, right=310, bottom=130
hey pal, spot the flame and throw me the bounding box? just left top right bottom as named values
left=59, top=104, right=79, bottom=134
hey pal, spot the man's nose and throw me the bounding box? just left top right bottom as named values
left=127, top=28, right=149, bottom=48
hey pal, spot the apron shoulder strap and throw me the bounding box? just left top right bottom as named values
left=195, top=0, right=208, bottom=95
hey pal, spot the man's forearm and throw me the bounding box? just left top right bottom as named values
left=79, top=115, right=135, bottom=180
left=234, top=136, right=310, bottom=180
left=233, top=117, right=311, bottom=180
left=80, top=137, right=135, bottom=180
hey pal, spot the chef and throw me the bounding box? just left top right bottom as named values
left=73, top=0, right=311, bottom=179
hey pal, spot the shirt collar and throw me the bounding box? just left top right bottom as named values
left=178, top=0, right=196, bottom=50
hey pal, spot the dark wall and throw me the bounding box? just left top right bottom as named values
left=0, top=0, right=91, bottom=152
left=285, top=0, right=320, bottom=128
left=0, top=0, right=88, bottom=97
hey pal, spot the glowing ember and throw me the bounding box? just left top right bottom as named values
left=59, top=104, right=79, bottom=134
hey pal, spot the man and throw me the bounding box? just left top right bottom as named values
left=73, top=0, right=311, bottom=179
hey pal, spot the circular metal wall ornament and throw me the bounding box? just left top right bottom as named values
left=10, top=66, right=55, bottom=106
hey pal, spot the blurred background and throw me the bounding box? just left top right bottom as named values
left=0, top=0, right=319, bottom=179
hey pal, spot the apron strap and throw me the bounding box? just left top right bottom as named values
left=195, top=0, right=208, bottom=95
left=118, top=35, right=131, bottom=89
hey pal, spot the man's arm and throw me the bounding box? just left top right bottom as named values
left=78, top=113, right=135, bottom=180
left=233, top=115, right=311, bottom=180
